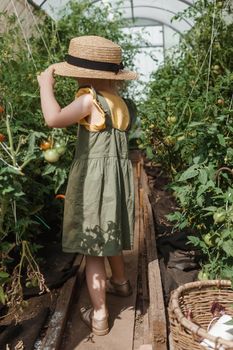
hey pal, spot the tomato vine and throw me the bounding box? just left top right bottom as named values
left=140, top=0, right=233, bottom=281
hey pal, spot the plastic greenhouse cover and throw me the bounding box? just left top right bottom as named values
left=33, top=0, right=194, bottom=31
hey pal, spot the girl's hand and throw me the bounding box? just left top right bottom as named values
left=37, top=66, right=55, bottom=88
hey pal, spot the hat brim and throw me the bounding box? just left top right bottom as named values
left=51, top=62, right=138, bottom=80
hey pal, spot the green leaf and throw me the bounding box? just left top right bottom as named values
left=198, top=169, right=208, bottom=185
left=221, top=267, right=233, bottom=280
left=54, top=168, right=67, bottom=193
left=202, top=206, right=217, bottom=212
left=222, top=241, right=233, bottom=257
left=227, top=147, right=233, bottom=155
left=42, top=164, right=56, bottom=176
left=188, top=122, right=205, bottom=128
left=166, top=211, right=183, bottom=222
left=179, top=168, right=199, bottom=181
left=2, top=186, right=15, bottom=195
left=217, top=134, right=226, bottom=147
left=146, top=146, right=154, bottom=160
left=0, top=271, right=9, bottom=278
left=187, top=235, right=201, bottom=246
left=0, top=286, right=6, bottom=305
left=0, top=167, right=22, bottom=175
left=193, top=156, right=201, bottom=164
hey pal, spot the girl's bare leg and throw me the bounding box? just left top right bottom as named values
left=107, top=253, right=128, bottom=284
left=85, top=256, right=108, bottom=320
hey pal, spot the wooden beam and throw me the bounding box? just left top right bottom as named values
left=141, top=166, right=167, bottom=350
left=41, top=255, right=85, bottom=350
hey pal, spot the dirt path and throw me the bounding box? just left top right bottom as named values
left=61, top=251, right=138, bottom=350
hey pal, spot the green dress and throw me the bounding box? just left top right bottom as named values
left=62, top=86, right=135, bottom=256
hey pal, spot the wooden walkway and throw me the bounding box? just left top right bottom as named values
left=41, top=150, right=167, bottom=350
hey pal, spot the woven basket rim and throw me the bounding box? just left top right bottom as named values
left=169, top=279, right=233, bottom=347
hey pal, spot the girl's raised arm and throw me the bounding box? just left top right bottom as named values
left=37, top=67, right=92, bottom=128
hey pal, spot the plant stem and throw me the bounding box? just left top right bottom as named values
left=6, top=115, right=16, bottom=167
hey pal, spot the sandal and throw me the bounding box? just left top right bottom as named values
left=80, top=306, right=109, bottom=336
left=106, top=278, right=133, bottom=297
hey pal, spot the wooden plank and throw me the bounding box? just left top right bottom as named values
left=139, top=188, right=150, bottom=345
left=64, top=162, right=140, bottom=350
left=42, top=254, right=86, bottom=350
left=132, top=159, right=141, bottom=350
left=139, top=345, right=153, bottom=350
left=141, top=166, right=167, bottom=350
left=133, top=161, right=140, bottom=254
left=0, top=0, right=10, bottom=12
left=139, top=188, right=148, bottom=310
left=133, top=157, right=147, bottom=350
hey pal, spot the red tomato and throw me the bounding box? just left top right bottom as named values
left=55, top=194, right=65, bottom=199
left=0, top=133, right=6, bottom=142
left=40, top=140, right=52, bottom=150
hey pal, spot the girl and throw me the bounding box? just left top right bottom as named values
left=37, top=35, right=137, bottom=336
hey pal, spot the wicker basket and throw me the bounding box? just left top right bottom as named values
left=169, top=280, right=233, bottom=349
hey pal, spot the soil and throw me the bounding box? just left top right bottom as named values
left=143, top=159, right=200, bottom=305
left=0, top=237, right=77, bottom=350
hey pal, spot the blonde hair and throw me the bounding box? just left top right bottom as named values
left=76, top=78, right=124, bottom=91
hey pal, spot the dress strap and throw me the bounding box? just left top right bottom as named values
left=96, top=92, right=113, bottom=129
left=122, top=98, right=137, bottom=131
left=77, top=84, right=112, bottom=128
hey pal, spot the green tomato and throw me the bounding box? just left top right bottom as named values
left=44, top=149, right=60, bottom=163
left=177, top=135, right=186, bottom=142
left=212, top=64, right=221, bottom=71
left=203, top=233, right=214, bottom=247
left=54, top=139, right=67, bottom=155
left=198, top=270, right=209, bottom=281
left=54, top=144, right=66, bottom=155
left=164, top=135, right=175, bottom=146
left=167, top=116, right=177, bottom=124
left=217, top=1, right=223, bottom=8
left=213, top=211, right=226, bottom=224
left=188, top=130, right=197, bottom=138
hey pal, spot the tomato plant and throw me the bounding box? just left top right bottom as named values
left=0, top=0, right=140, bottom=315
left=140, top=0, right=233, bottom=282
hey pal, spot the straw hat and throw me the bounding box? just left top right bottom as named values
left=52, top=35, right=138, bottom=80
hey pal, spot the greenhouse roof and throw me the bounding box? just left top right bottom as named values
left=32, top=0, right=194, bottom=32
left=29, top=0, right=196, bottom=83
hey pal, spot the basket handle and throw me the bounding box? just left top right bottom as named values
left=215, top=167, right=233, bottom=187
